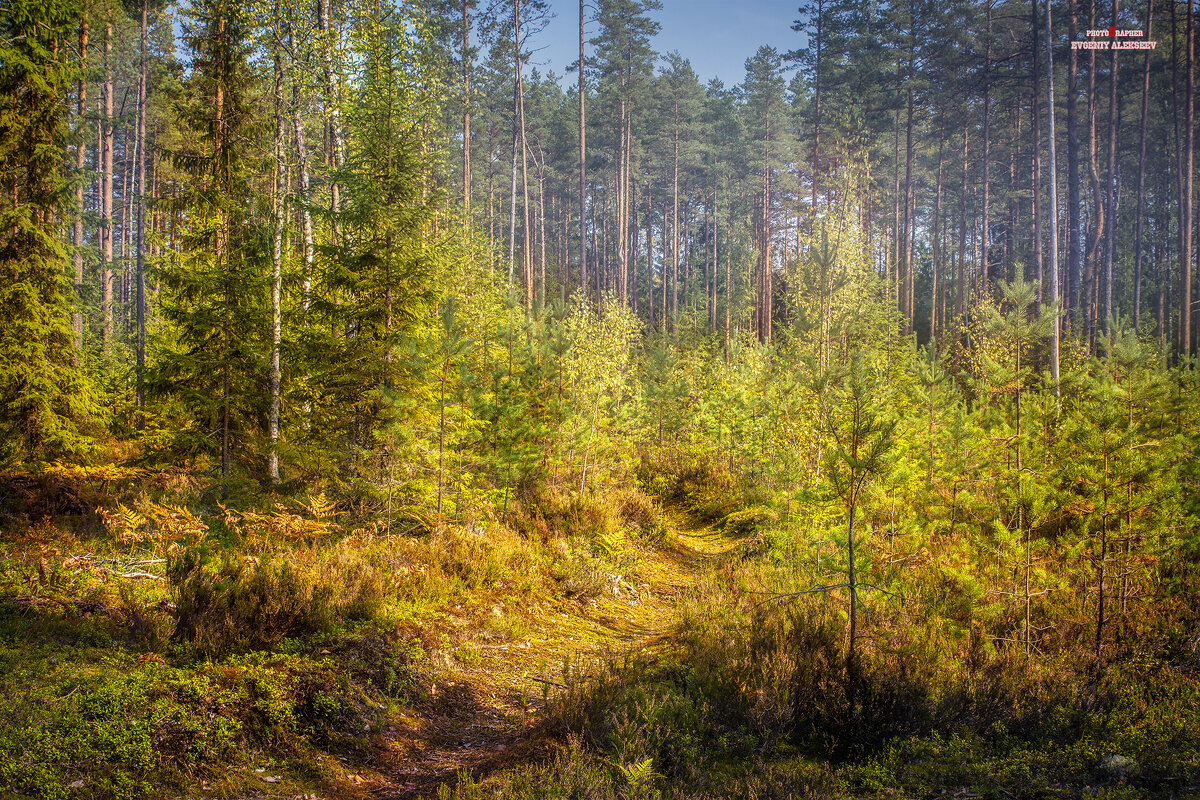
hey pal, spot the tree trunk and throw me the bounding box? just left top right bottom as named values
left=101, top=4, right=113, bottom=352
left=269, top=27, right=285, bottom=486
left=1183, top=0, right=1195, bottom=358
left=673, top=101, right=680, bottom=325
left=932, top=118, right=944, bottom=342
left=73, top=12, right=88, bottom=361
left=514, top=0, right=532, bottom=309
left=1172, top=0, right=1182, bottom=350
left=957, top=125, right=969, bottom=322
left=539, top=159, right=547, bottom=307
left=724, top=188, right=731, bottom=359
left=631, top=177, right=638, bottom=313
left=622, top=109, right=631, bottom=305
left=1102, top=0, right=1120, bottom=335
left=215, top=10, right=229, bottom=479
left=1032, top=1, right=1044, bottom=306
left=1067, top=0, right=1084, bottom=327
left=646, top=182, right=654, bottom=328
left=463, top=0, right=472, bottom=220
left=892, top=104, right=901, bottom=307
left=579, top=0, right=587, bottom=296
left=1045, top=0, right=1062, bottom=391
left=982, top=0, right=993, bottom=289
left=1006, top=107, right=1020, bottom=281
left=1133, top=0, right=1153, bottom=330
left=520, top=88, right=532, bottom=309
left=763, top=153, right=772, bottom=343
left=1085, top=0, right=1103, bottom=346
left=289, top=27, right=314, bottom=320
left=812, top=0, right=823, bottom=216
left=318, top=0, right=345, bottom=236
left=136, top=0, right=148, bottom=426
left=902, top=82, right=915, bottom=331
left=508, top=68, right=519, bottom=292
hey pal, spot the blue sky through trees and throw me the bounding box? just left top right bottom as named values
left=531, top=0, right=801, bottom=86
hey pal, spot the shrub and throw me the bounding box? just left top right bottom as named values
left=719, top=506, right=777, bottom=538
left=167, top=538, right=388, bottom=656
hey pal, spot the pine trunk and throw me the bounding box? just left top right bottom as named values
left=1183, top=0, right=1195, bottom=358
left=1103, top=0, right=1120, bottom=335
left=136, top=0, right=148, bottom=425
left=269, top=29, right=284, bottom=486
left=463, top=0, right=471, bottom=219
left=1045, top=0, right=1062, bottom=390
left=101, top=6, right=113, bottom=352
left=1068, top=0, right=1084, bottom=326
left=73, top=13, right=88, bottom=360
left=1133, top=0, right=1154, bottom=329
left=982, top=1, right=993, bottom=289
left=578, top=0, right=587, bottom=296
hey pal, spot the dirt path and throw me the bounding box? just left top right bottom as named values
left=367, top=524, right=738, bottom=799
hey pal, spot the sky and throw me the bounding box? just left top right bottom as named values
left=526, top=0, right=805, bottom=89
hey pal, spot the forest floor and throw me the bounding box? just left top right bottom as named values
left=363, top=520, right=739, bottom=800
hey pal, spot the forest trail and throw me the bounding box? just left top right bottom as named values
left=367, top=521, right=740, bottom=800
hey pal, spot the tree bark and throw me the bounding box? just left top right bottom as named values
left=1133, top=0, right=1153, bottom=330
left=73, top=12, right=88, bottom=361
left=1183, top=0, right=1195, bottom=358
left=1085, top=0, right=1103, bottom=346
left=982, top=0, right=993, bottom=289
left=1031, top=2, right=1044, bottom=306
left=579, top=0, right=587, bottom=297
left=932, top=118, right=944, bottom=342
left=957, top=125, right=969, bottom=322
left=518, top=11, right=532, bottom=311
left=812, top=0, right=823, bottom=216
left=289, top=26, right=314, bottom=319
left=317, top=0, right=345, bottom=236
left=902, top=81, right=915, bottom=331
left=1102, top=0, right=1120, bottom=335
left=269, top=23, right=285, bottom=486
left=539, top=156, right=547, bottom=307
left=101, top=3, right=113, bottom=352
left=1045, top=0, right=1062, bottom=391
left=646, top=181, right=654, bottom=328
left=462, top=0, right=472, bottom=220
left=1068, top=0, right=1084, bottom=326
left=136, top=0, right=148, bottom=426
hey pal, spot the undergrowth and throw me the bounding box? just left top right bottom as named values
left=438, top=542, right=1200, bottom=800
left=0, top=467, right=672, bottom=799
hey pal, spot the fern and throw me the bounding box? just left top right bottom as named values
left=302, top=492, right=337, bottom=523
left=618, top=757, right=659, bottom=795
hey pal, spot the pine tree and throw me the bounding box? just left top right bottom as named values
left=740, top=46, right=787, bottom=344
left=818, top=353, right=895, bottom=714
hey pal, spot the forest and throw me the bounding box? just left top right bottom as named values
left=1, top=0, right=1199, bottom=796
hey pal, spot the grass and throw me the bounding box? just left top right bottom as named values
left=2, top=457, right=1198, bottom=800
left=0, top=469, right=684, bottom=799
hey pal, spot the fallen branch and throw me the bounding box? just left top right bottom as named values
left=116, top=571, right=163, bottom=581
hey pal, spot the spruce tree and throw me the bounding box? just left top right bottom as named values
left=307, top=0, right=450, bottom=470
left=0, top=0, right=100, bottom=463
left=156, top=0, right=265, bottom=478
